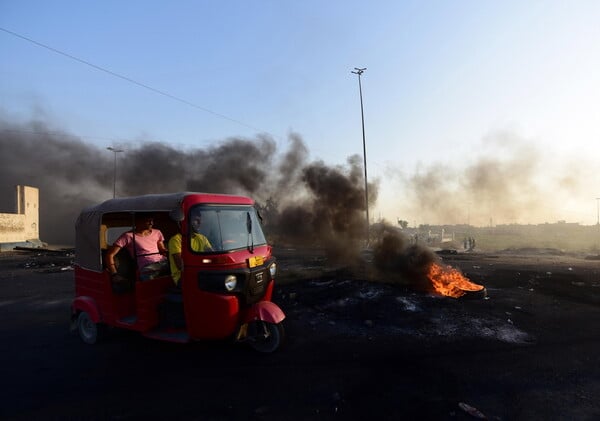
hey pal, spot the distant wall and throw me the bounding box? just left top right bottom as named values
left=0, top=185, right=40, bottom=247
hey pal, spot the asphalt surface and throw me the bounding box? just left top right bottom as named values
left=0, top=248, right=599, bottom=420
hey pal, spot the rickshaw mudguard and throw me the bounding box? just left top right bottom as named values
left=243, top=300, right=285, bottom=324
left=71, top=296, right=101, bottom=323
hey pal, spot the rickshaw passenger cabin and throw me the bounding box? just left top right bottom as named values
left=71, top=192, right=284, bottom=351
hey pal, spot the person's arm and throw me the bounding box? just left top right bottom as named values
left=155, top=229, right=168, bottom=255
left=171, top=252, right=183, bottom=271
left=158, top=240, right=168, bottom=255
left=204, top=234, right=213, bottom=251
left=168, top=234, right=184, bottom=285
left=105, top=245, right=121, bottom=275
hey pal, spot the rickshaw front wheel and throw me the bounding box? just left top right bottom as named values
left=247, top=321, right=284, bottom=353
left=77, top=311, right=98, bottom=345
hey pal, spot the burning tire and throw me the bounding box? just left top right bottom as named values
left=460, top=286, right=487, bottom=300
left=428, top=262, right=486, bottom=299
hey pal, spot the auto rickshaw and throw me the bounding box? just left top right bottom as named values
left=71, top=192, right=285, bottom=352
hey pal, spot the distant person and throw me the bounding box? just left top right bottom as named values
left=168, top=213, right=213, bottom=287
left=106, top=213, right=168, bottom=280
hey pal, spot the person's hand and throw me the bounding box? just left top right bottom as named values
left=110, top=272, right=127, bottom=283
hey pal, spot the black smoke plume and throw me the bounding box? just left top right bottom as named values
left=371, top=224, right=440, bottom=290
left=0, top=116, right=377, bottom=259
left=269, top=155, right=379, bottom=262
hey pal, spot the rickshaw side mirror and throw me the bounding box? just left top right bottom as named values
left=169, top=208, right=185, bottom=222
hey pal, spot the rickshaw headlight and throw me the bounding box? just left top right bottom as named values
left=269, top=262, right=277, bottom=278
left=224, top=275, right=237, bottom=291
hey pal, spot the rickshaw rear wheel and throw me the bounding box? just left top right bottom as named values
left=247, top=321, right=284, bottom=353
left=77, top=311, right=99, bottom=345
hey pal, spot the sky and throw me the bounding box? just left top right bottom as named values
left=2, top=0, right=600, bottom=228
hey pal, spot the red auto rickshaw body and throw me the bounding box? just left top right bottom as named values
left=72, top=192, right=284, bottom=351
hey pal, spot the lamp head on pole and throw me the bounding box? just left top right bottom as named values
left=107, top=147, right=124, bottom=198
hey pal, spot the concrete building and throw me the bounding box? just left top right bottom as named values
left=0, top=185, right=45, bottom=251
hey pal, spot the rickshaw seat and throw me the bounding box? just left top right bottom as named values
left=114, top=248, right=135, bottom=277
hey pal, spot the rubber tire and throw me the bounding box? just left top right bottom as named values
left=247, top=321, right=284, bottom=353
left=77, top=311, right=98, bottom=345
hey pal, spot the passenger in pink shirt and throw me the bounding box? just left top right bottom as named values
left=106, top=214, right=168, bottom=279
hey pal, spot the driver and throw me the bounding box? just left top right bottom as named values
left=168, top=213, right=212, bottom=288
left=106, top=213, right=168, bottom=280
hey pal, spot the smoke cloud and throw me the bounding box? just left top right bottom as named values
left=390, top=130, right=597, bottom=226
left=3, top=114, right=592, bottom=275
left=371, top=225, right=440, bottom=290
left=268, top=155, right=379, bottom=262
left=0, top=115, right=377, bottom=256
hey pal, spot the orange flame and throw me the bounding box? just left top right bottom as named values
left=427, top=262, right=484, bottom=298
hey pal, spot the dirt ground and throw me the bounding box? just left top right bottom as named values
left=1, top=247, right=599, bottom=420
left=274, top=247, right=600, bottom=420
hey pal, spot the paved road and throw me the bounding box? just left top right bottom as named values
left=1, top=250, right=599, bottom=420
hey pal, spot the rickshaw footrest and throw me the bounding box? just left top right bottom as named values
left=144, top=328, right=189, bottom=343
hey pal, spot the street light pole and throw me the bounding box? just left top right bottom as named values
left=594, top=197, right=600, bottom=251
left=352, top=67, right=369, bottom=246
left=107, top=147, right=124, bottom=198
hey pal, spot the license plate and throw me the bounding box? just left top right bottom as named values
left=248, top=255, right=264, bottom=268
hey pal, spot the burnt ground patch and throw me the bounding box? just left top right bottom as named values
left=272, top=249, right=600, bottom=419
left=0, top=248, right=599, bottom=420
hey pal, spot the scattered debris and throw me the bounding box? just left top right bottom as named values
left=357, top=288, right=382, bottom=300
left=571, top=281, right=585, bottom=287
left=40, top=265, right=74, bottom=273
left=458, top=402, right=487, bottom=419
left=14, top=246, right=74, bottom=255
left=395, top=296, right=420, bottom=311
left=436, top=249, right=458, bottom=255
left=12, top=247, right=74, bottom=274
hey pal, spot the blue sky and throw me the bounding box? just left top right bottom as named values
left=2, top=1, right=600, bottom=226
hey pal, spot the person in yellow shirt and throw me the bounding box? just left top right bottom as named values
left=168, top=214, right=213, bottom=288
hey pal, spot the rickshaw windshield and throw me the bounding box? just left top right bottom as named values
left=188, top=205, right=267, bottom=253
